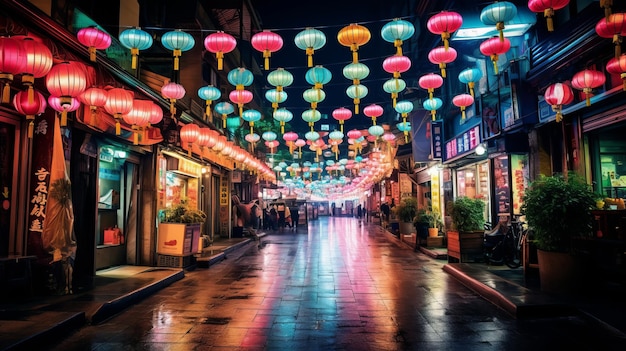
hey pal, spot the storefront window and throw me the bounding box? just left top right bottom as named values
left=97, top=146, right=126, bottom=247
left=494, top=155, right=511, bottom=216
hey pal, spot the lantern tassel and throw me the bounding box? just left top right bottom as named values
left=431, top=110, right=436, bottom=121
left=394, top=39, right=403, bottom=56
left=28, top=86, right=34, bottom=104
left=544, top=9, right=555, bottom=32
left=173, top=49, right=181, bottom=70
left=372, top=117, right=377, bottom=126
left=442, top=33, right=450, bottom=51
left=492, top=55, right=499, bottom=74
left=187, top=144, right=192, bottom=157
left=1, top=83, right=9, bottom=104
left=217, top=52, right=224, bottom=70
left=264, top=51, right=271, bottom=70
left=497, top=22, right=505, bottom=41
left=61, top=111, right=67, bottom=127
left=134, top=131, right=139, bottom=145
left=469, top=82, right=475, bottom=97
left=131, top=48, right=139, bottom=69
left=223, top=115, right=227, bottom=129
left=462, top=109, right=466, bottom=121
left=306, top=48, right=314, bottom=67
left=601, top=0, right=613, bottom=21
left=352, top=50, right=358, bottom=64
left=116, top=120, right=121, bottom=135
left=89, top=47, right=97, bottom=62
left=440, top=63, right=446, bottom=78
left=28, top=120, right=34, bottom=138
left=90, top=107, right=97, bottom=126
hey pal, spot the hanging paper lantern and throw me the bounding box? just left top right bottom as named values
left=595, top=13, right=626, bottom=60
left=227, top=67, right=254, bottom=90
left=368, top=125, right=384, bottom=147
left=0, top=36, right=26, bottom=104
left=394, top=100, right=413, bottom=125
left=332, top=107, right=352, bottom=133
left=423, top=97, right=443, bottom=121
left=197, top=85, right=221, bottom=120
left=382, top=55, right=411, bottom=79
left=180, top=123, right=200, bottom=156
left=305, top=65, right=332, bottom=89
left=197, top=127, right=218, bottom=153
left=382, top=132, right=396, bottom=143
left=528, top=0, right=570, bottom=32
left=122, top=99, right=152, bottom=145
left=479, top=37, right=511, bottom=74
left=544, top=82, right=574, bottom=122
left=161, top=29, right=195, bottom=71
left=20, top=38, right=53, bottom=94
left=295, top=138, right=307, bottom=157
left=363, top=104, right=383, bottom=126
left=606, top=54, right=626, bottom=90
left=302, top=109, right=321, bottom=131
left=347, top=129, right=362, bottom=140
left=458, top=67, right=483, bottom=97
left=245, top=132, right=260, bottom=150
left=104, top=88, right=133, bottom=135
left=119, top=27, right=153, bottom=70
left=283, top=131, right=299, bottom=154
left=149, top=102, right=164, bottom=125
left=48, top=96, right=80, bottom=127
left=265, top=88, right=288, bottom=111
left=452, top=94, right=475, bottom=121
left=571, top=69, right=606, bottom=106
left=228, top=89, right=253, bottom=116
left=45, top=61, right=87, bottom=126
left=343, top=62, right=370, bottom=85
left=428, top=46, right=457, bottom=78
left=396, top=121, right=411, bottom=143
left=226, top=115, right=242, bottom=131
left=161, top=82, right=185, bottom=115
left=303, top=88, right=326, bottom=110
left=381, top=18, right=416, bottom=56
left=382, top=77, right=406, bottom=107
left=215, top=101, right=235, bottom=128
left=346, top=84, right=368, bottom=114
left=204, top=31, right=236, bottom=71
left=267, top=67, right=294, bottom=92
left=242, top=109, right=261, bottom=135
left=427, top=11, right=463, bottom=50
left=262, top=131, right=277, bottom=143
left=13, top=89, right=46, bottom=138
left=273, top=108, right=293, bottom=134
left=294, top=27, right=327, bottom=67
left=600, top=0, right=614, bottom=21
left=480, top=1, right=518, bottom=41
left=265, top=140, right=279, bottom=153
left=337, top=23, right=371, bottom=63
left=77, top=26, right=111, bottom=62
left=418, top=73, right=444, bottom=100
left=251, top=30, right=283, bottom=70
left=79, top=87, right=108, bottom=126
left=305, top=130, right=320, bottom=141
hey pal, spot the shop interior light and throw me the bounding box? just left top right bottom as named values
left=453, top=7, right=536, bottom=41
left=114, top=150, right=127, bottom=159
left=475, top=144, right=486, bottom=155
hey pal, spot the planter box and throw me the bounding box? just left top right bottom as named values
left=447, top=230, right=483, bottom=262
left=157, top=223, right=201, bottom=255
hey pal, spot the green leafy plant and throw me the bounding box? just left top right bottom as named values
left=521, top=173, right=595, bottom=252
left=395, top=197, right=418, bottom=223
left=160, top=204, right=207, bottom=224
left=449, top=196, right=485, bottom=232
left=415, top=209, right=443, bottom=230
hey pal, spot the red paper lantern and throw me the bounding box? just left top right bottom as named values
left=104, top=88, right=134, bottom=135
left=528, top=0, right=570, bottom=32
left=363, top=104, right=383, bottom=125
left=204, top=31, right=237, bottom=71
left=229, top=89, right=253, bottom=116
left=20, top=38, right=53, bottom=102
left=479, top=37, right=511, bottom=74
left=122, top=99, right=152, bottom=145
left=161, top=82, right=185, bottom=115
left=428, top=46, right=457, bottom=78
left=595, top=13, right=626, bottom=59
left=418, top=73, right=444, bottom=99
left=332, top=107, right=352, bottom=132
left=427, top=11, right=463, bottom=50
left=452, top=93, right=475, bottom=120
left=149, top=103, right=164, bottom=125
left=606, top=54, right=626, bottom=90
left=283, top=131, right=299, bottom=154
left=571, top=69, right=606, bottom=106
left=180, top=123, right=200, bottom=156
left=48, top=95, right=80, bottom=127
left=0, top=36, right=25, bottom=104
left=13, top=89, right=46, bottom=138
left=544, top=82, right=574, bottom=122
left=197, top=127, right=218, bottom=152
left=45, top=61, right=87, bottom=107
left=251, top=30, right=283, bottom=70
left=79, top=87, right=108, bottom=126
left=382, top=55, right=411, bottom=78
left=77, top=26, right=111, bottom=62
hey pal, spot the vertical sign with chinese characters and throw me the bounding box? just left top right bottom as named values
left=431, top=169, right=440, bottom=214
left=431, top=121, right=443, bottom=160
left=219, top=175, right=229, bottom=237
left=157, top=155, right=167, bottom=210
left=511, top=154, right=529, bottom=215
left=27, top=111, right=54, bottom=257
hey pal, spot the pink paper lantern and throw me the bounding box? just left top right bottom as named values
left=428, top=46, right=457, bottom=78
left=251, top=30, right=283, bottom=70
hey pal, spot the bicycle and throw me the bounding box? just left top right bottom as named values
left=484, top=216, right=527, bottom=268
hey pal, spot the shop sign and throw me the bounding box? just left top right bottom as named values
left=219, top=176, right=229, bottom=237
left=494, top=155, right=511, bottom=216
left=445, top=125, right=480, bottom=160
left=157, top=155, right=167, bottom=209
left=431, top=169, right=440, bottom=214
left=431, top=121, right=443, bottom=160
left=511, top=154, right=529, bottom=215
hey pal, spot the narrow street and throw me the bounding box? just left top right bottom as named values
left=50, top=217, right=624, bottom=350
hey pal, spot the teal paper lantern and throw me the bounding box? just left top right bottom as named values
left=303, top=88, right=325, bottom=109
left=423, top=97, right=443, bottom=121
left=119, top=27, right=153, bottom=70
left=458, top=67, right=483, bottom=97
left=383, top=78, right=406, bottom=107
left=265, top=88, right=288, bottom=111
left=294, top=27, right=327, bottom=67
left=242, top=109, right=262, bottom=134
left=381, top=18, right=416, bottom=55
left=305, top=65, right=332, bottom=89
left=228, top=67, right=254, bottom=89
left=267, top=68, right=294, bottom=89
left=161, top=29, right=195, bottom=70
left=197, top=85, right=221, bottom=119
left=302, top=109, right=321, bottom=131
left=343, top=62, right=370, bottom=85
left=346, top=84, right=368, bottom=114
left=273, top=108, right=293, bottom=133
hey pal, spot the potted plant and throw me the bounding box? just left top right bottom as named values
left=158, top=203, right=207, bottom=257
left=521, top=173, right=596, bottom=292
left=446, top=196, right=485, bottom=262
left=415, top=209, right=443, bottom=238
left=396, top=197, right=418, bottom=235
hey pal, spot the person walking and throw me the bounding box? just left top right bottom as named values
left=380, top=202, right=390, bottom=226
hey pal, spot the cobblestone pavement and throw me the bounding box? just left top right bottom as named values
left=48, top=217, right=625, bottom=350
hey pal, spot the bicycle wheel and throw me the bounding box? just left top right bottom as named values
left=504, top=234, right=521, bottom=268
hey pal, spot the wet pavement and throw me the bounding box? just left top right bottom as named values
left=23, top=217, right=624, bottom=350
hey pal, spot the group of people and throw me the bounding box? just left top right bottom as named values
left=263, top=203, right=298, bottom=231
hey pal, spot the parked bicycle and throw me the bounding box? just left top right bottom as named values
left=483, top=215, right=528, bottom=268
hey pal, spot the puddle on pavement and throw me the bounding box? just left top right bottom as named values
left=200, top=317, right=231, bottom=325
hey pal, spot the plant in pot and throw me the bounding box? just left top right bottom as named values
left=415, top=209, right=443, bottom=238
left=158, top=203, right=207, bottom=257
left=396, top=197, right=418, bottom=236
left=446, top=196, right=485, bottom=262
left=521, top=172, right=596, bottom=293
